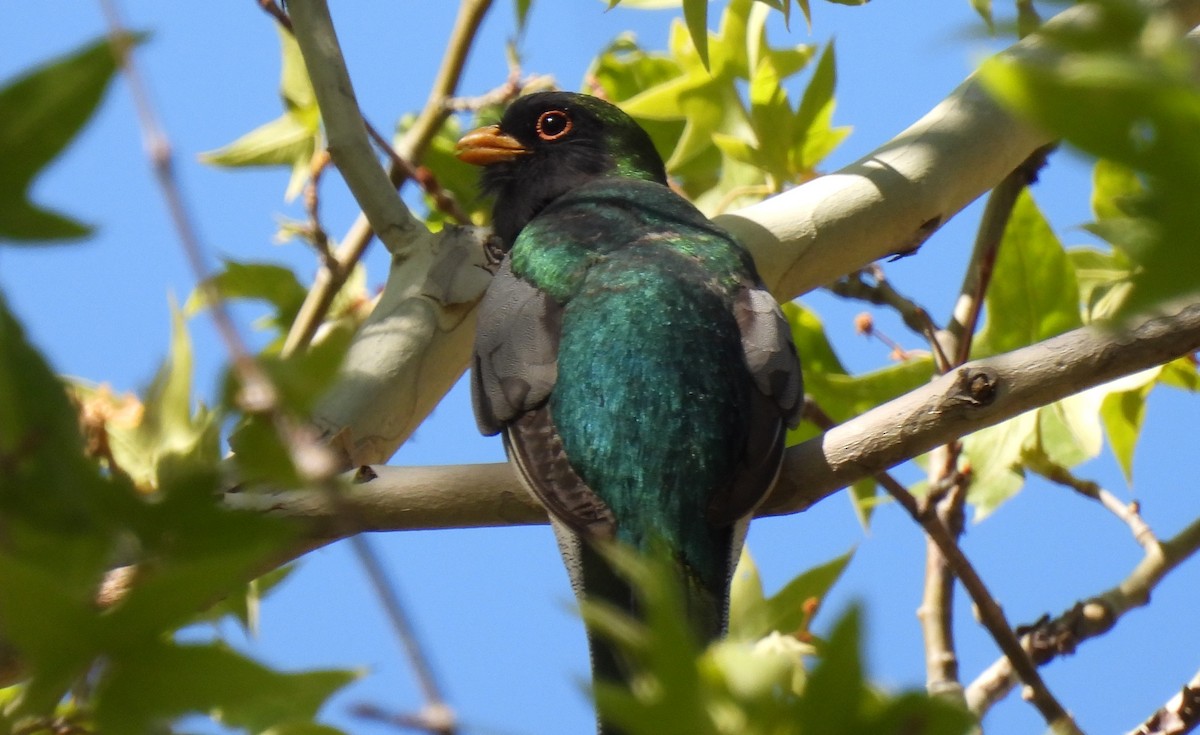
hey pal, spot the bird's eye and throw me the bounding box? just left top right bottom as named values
left=536, top=110, right=573, bottom=141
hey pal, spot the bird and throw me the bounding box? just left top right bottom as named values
left=456, top=91, right=802, bottom=730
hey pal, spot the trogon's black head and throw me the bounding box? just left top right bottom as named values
left=456, top=91, right=668, bottom=247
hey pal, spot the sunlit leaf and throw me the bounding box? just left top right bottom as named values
left=105, top=302, right=217, bottom=492
left=974, top=190, right=1081, bottom=357
left=0, top=34, right=143, bottom=242
left=962, top=412, right=1036, bottom=518
left=980, top=0, right=1200, bottom=316
left=971, top=0, right=995, bottom=31
left=729, top=551, right=853, bottom=642
left=1100, top=380, right=1153, bottom=483
left=94, top=641, right=355, bottom=734
left=186, top=259, right=308, bottom=340
left=200, top=28, right=320, bottom=201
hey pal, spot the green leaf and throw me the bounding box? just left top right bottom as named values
left=792, top=41, right=838, bottom=171
left=848, top=476, right=880, bottom=529
left=186, top=259, right=308, bottom=339
left=971, top=0, right=995, bottom=32
left=94, top=641, right=355, bottom=734
left=979, top=1, right=1200, bottom=316
left=0, top=34, right=143, bottom=242
left=1035, top=389, right=1104, bottom=469
left=1159, top=355, right=1200, bottom=392
left=0, top=294, right=116, bottom=580
left=514, top=0, right=534, bottom=33
left=729, top=551, right=854, bottom=642
left=682, top=0, right=710, bottom=67
left=974, top=190, right=1081, bottom=357
left=962, top=412, right=1036, bottom=518
left=1099, top=370, right=1158, bottom=482
left=783, top=302, right=932, bottom=424
left=200, top=28, right=320, bottom=201
left=798, top=607, right=864, bottom=733
left=105, top=302, right=218, bottom=491
left=1069, top=246, right=1133, bottom=321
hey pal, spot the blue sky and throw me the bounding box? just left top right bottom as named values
left=3, top=2, right=1199, bottom=734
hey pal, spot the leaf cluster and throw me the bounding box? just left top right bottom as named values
left=0, top=39, right=355, bottom=734
left=982, top=0, right=1200, bottom=316
left=582, top=545, right=973, bottom=735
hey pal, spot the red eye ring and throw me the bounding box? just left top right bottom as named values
left=536, top=110, right=573, bottom=141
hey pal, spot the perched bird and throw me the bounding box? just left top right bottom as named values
left=457, top=91, right=802, bottom=727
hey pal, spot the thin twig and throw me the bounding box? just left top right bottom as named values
left=277, top=0, right=495, bottom=357
left=829, top=266, right=950, bottom=370
left=918, top=443, right=970, bottom=703
left=98, top=0, right=279, bottom=414
left=1027, top=453, right=1162, bottom=551
left=942, top=144, right=1055, bottom=366
left=347, top=535, right=457, bottom=735
left=968, top=517, right=1200, bottom=718
left=1127, top=667, right=1200, bottom=735
left=804, top=399, right=1080, bottom=733
left=304, top=149, right=335, bottom=267
left=908, top=145, right=1053, bottom=712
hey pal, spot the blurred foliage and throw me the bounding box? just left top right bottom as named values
left=0, top=34, right=143, bottom=243
left=0, top=291, right=353, bottom=733
left=981, top=0, right=1200, bottom=317
left=961, top=189, right=1194, bottom=516
left=4, top=0, right=1200, bottom=732
left=583, top=546, right=974, bottom=735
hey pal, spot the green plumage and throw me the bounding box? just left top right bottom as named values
left=458, top=92, right=802, bottom=733
left=514, top=180, right=755, bottom=608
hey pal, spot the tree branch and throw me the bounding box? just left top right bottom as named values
left=287, top=0, right=423, bottom=252
left=967, top=516, right=1200, bottom=718
left=1128, top=667, right=1200, bottom=735
left=225, top=302, right=1200, bottom=531
left=274, top=0, right=493, bottom=357
left=304, top=0, right=1200, bottom=470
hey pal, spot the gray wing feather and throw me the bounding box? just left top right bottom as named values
left=471, top=258, right=562, bottom=435
left=735, top=286, right=804, bottom=429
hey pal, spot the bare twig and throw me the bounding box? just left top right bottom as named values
left=882, top=469, right=1080, bottom=731
left=287, top=0, right=422, bottom=254
left=911, top=145, right=1051, bottom=710
left=918, top=444, right=970, bottom=703
left=99, top=0, right=278, bottom=414
left=347, top=534, right=457, bottom=735
left=942, top=145, right=1054, bottom=365
left=806, top=402, right=1075, bottom=729
left=829, top=266, right=949, bottom=369
left=1027, top=454, right=1162, bottom=551
left=304, top=149, right=335, bottom=266
left=968, top=517, right=1200, bottom=718
left=1128, top=667, right=1200, bottom=735
left=277, top=0, right=494, bottom=357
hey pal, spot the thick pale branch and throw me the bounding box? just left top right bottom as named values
left=227, top=302, right=1200, bottom=530
left=287, top=0, right=422, bottom=253
left=306, top=0, right=1200, bottom=469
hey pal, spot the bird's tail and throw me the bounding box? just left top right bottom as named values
left=551, top=519, right=731, bottom=734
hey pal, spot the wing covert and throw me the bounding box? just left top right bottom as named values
left=471, top=258, right=562, bottom=435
